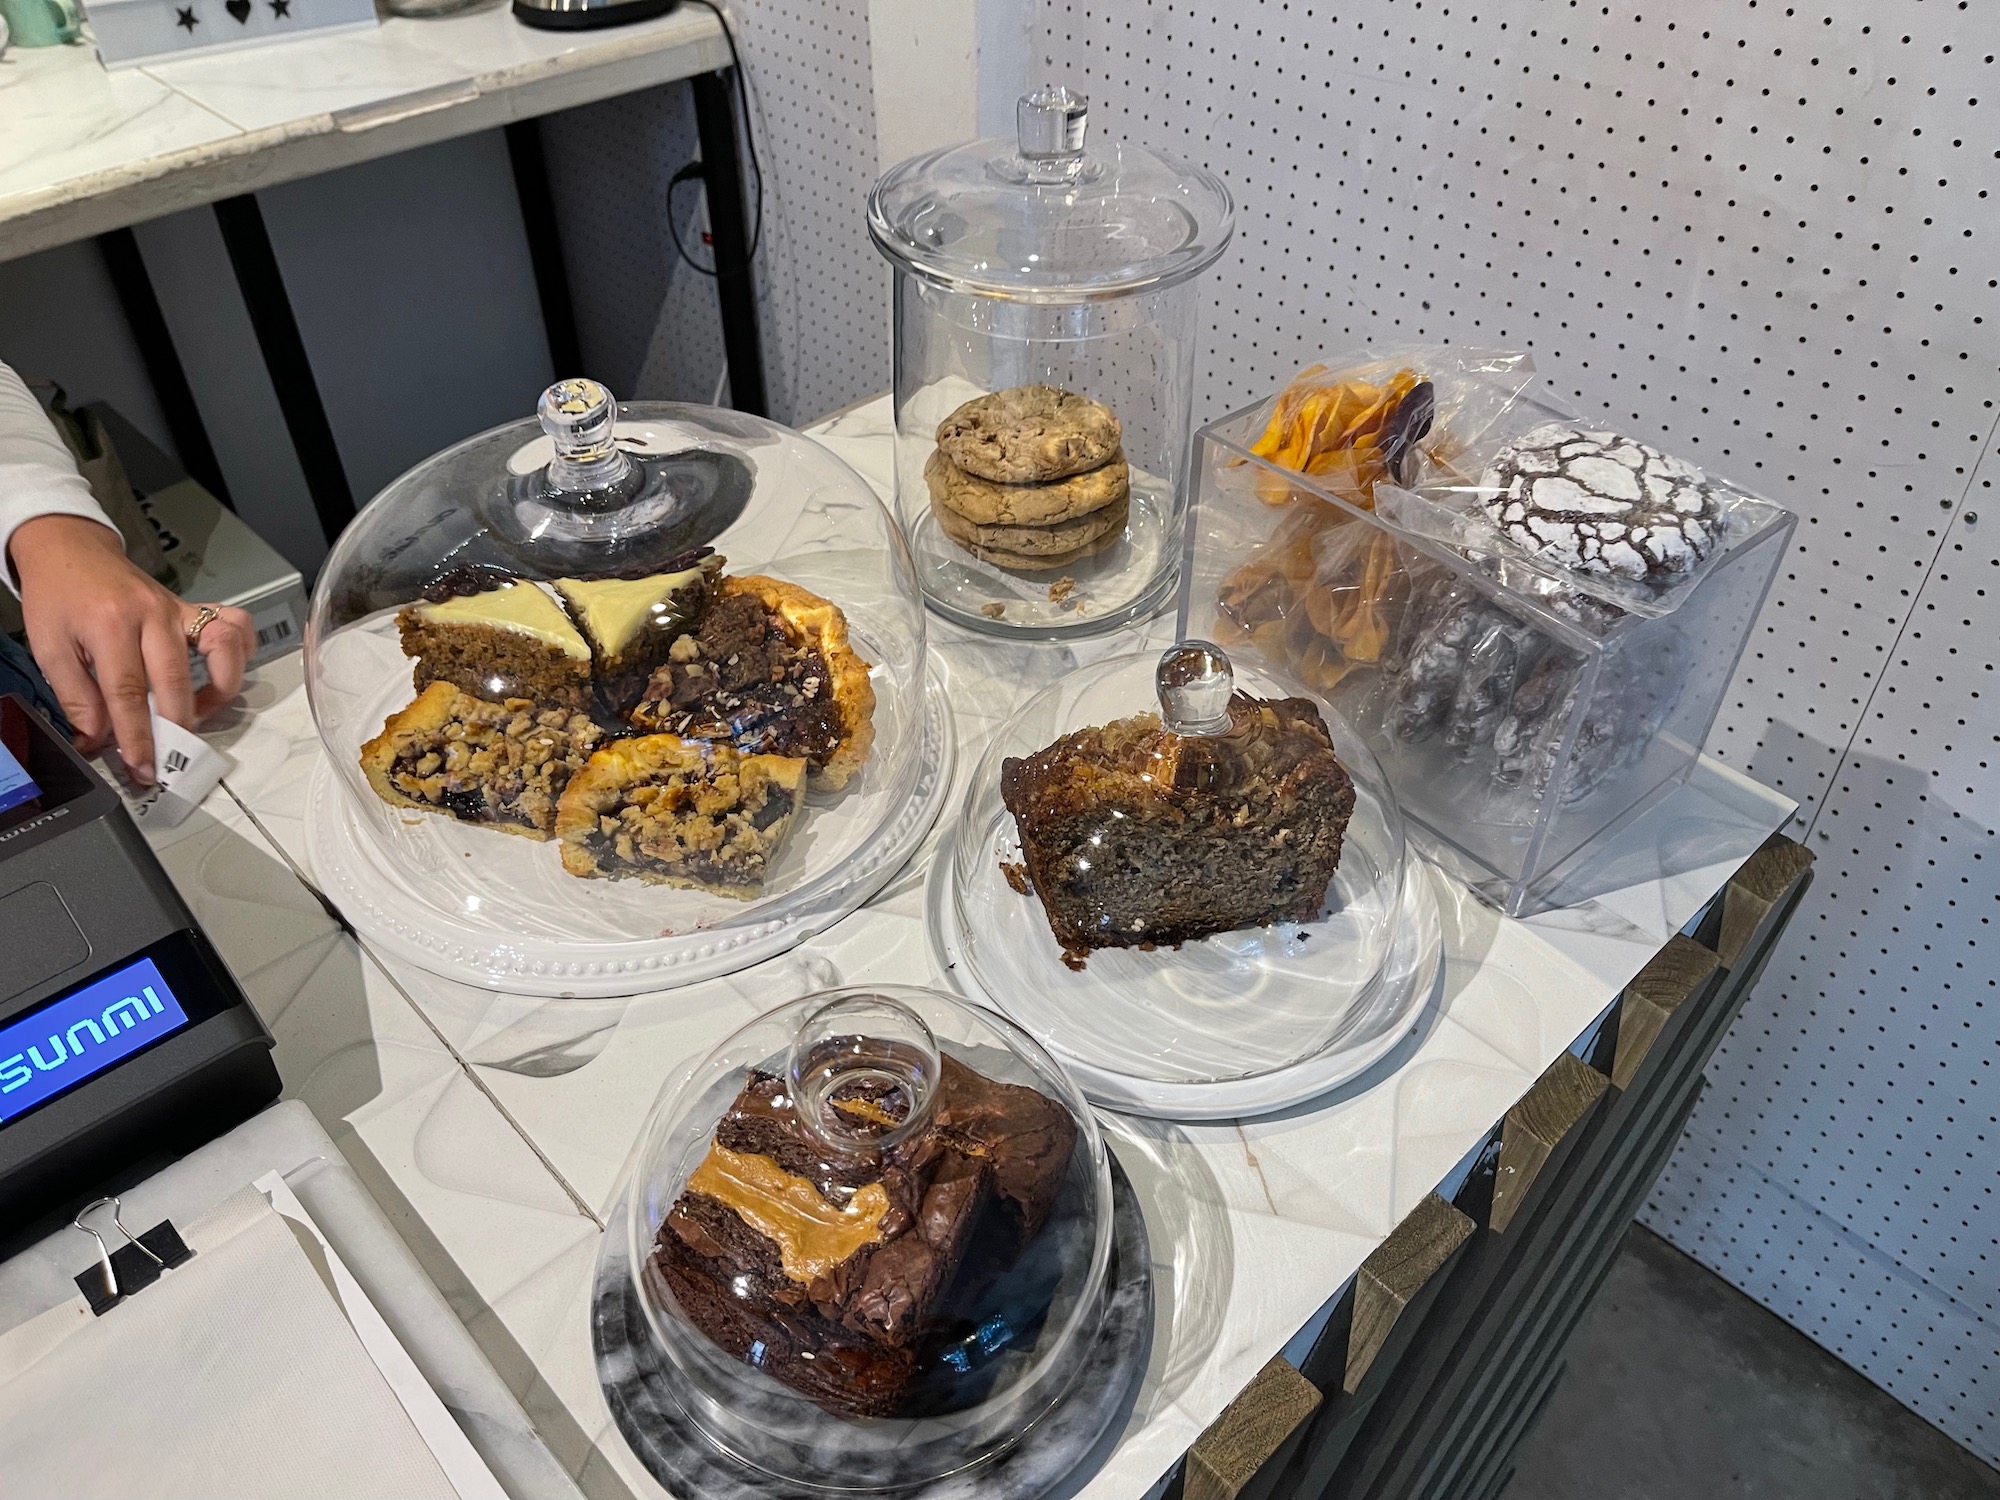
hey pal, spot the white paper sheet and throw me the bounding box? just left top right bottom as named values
left=0, top=1180, right=501, bottom=1500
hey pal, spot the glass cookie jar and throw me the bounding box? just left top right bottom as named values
left=303, top=379, right=942, bottom=996
left=868, top=85, right=1234, bottom=637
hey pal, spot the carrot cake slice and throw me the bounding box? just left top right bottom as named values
left=396, top=565, right=593, bottom=713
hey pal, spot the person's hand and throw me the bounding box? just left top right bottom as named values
left=8, top=514, right=253, bottom=783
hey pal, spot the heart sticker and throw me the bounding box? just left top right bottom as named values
left=225, top=0, right=250, bottom=20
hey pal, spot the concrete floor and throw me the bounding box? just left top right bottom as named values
left=1502, top=1226, right=2000, bottom=1500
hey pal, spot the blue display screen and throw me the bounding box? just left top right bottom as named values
left=0, top=957, right=191, bottom=1125
left=0, top=738, right=36, bottom=818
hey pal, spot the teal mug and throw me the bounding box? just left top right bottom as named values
left=0, top=0, right=83, bottom=46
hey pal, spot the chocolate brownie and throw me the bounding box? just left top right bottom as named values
left=651, top=1055, right=1078, bottom=1418
left=1001, top=692, right=1356, bottom=968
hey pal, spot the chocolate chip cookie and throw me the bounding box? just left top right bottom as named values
left=958, top=528, right=1123, bottom=573
left=932, top=493, right=1129, bottom=558
left=934, top=385, right=1123, bottom=484
left=924, top=448, right=1129, bottom=527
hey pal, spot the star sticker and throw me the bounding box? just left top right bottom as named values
left=270, top=0, right=290, bottom=16
left=175, top=5, right=198, bottom=27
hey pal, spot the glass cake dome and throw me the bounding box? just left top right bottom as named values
left=304, top=381, right=945, bottom=996
left=943, top=642, right=1441, bottom=1118
left=609, top=985, right=1116, bottom=1490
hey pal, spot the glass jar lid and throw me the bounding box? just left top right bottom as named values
left=868, top=85, right=1234, bottom=301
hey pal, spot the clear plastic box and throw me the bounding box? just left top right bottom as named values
left=1178, top=362, right=1795, bottom=915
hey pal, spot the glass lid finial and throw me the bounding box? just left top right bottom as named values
left=1017, top=85, right=1088, bottom=160
left=1156, top=641, right=1236, bottom=736
left=538, top=377, right=632, bottom=491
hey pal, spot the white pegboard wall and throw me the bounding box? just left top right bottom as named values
left=724, top=0, right=891, bottom=424
left=1035, top=0, right=2000, bottom=1463
left=541, top=0, right=890, bottom=426
left=1650, top=493, right=1999, bottom=1454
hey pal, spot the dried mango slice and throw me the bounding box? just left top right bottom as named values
left=1246, top=365, right=1424, bottom=508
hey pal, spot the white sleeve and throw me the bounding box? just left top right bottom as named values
left=0, top=361, right=120, bottom=595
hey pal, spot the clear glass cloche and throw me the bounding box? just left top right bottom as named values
left=303, top=380, right=941, bottom=995
left=869, top=86, right=1234, bottom=637
left=946, top=642, right=1437, bottom=1115
left=608, top=985, right=1115, bottom=1489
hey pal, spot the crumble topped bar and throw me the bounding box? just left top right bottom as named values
left=360, top=680, right=603, bottom=839
left=555, top=735, right=806, bottom=897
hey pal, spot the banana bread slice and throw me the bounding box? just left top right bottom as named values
left=1000, top=692, right=1356, bottom=968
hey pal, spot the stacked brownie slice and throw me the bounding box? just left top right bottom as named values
left=649, top=1054, right=1077, bottom=1418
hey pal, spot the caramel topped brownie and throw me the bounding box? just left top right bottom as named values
left=360, top=681, right=604, bottom=839
left=652, top=1055, right=1078, bottom=1418
left=628, top=575, right=876, bottom=790
left=1000, top=692, right=1356, bottom=968
left=396, top=570, right=594, bottom=713
left=554, top=735, right=805, bottom=898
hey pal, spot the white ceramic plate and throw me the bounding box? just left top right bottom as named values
left=929, top=853, right=1443, bottom=1119
left=307, top=667, right=954, bottom=997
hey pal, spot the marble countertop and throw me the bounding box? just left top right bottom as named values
left=0, top=3, right=728, bottom=261
left=132, top=399, right=1795, bottom=1498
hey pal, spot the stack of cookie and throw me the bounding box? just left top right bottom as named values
left=925, top=385, right=1130, bottom=571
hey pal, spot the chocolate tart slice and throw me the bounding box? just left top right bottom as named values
left=555, top=735, right=806, bottom=898
left=360, top=680, right=604, bottom=839
left=628, top=575, right=876, bottom=791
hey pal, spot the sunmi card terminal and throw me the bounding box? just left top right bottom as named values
left=0, top=694, right=278, bottom=1234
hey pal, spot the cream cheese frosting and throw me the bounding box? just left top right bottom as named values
left=413, top=582, right=590, bottom=659
left=553, top=565, right=708, bottom=659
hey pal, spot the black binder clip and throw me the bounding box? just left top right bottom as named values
left=71, top=1196, right=194, bottom=1315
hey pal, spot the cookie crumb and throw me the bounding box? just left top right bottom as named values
left=1000, top=861, right=1031, bottom=895
left=980, top=602, right=1007, bottom=620
left=1047, top=576, right=1077, bottom=604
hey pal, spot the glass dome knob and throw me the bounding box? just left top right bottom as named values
left=538, top=377, right=633, bottom=491
left=1157, top=641, right=1235, bottom=736
left=786, top=992, right=942, bottom=1154
left=1017, top=85, right=1088, bottom=161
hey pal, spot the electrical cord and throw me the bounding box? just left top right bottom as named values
left=669, top=0, right=764, bottom=277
